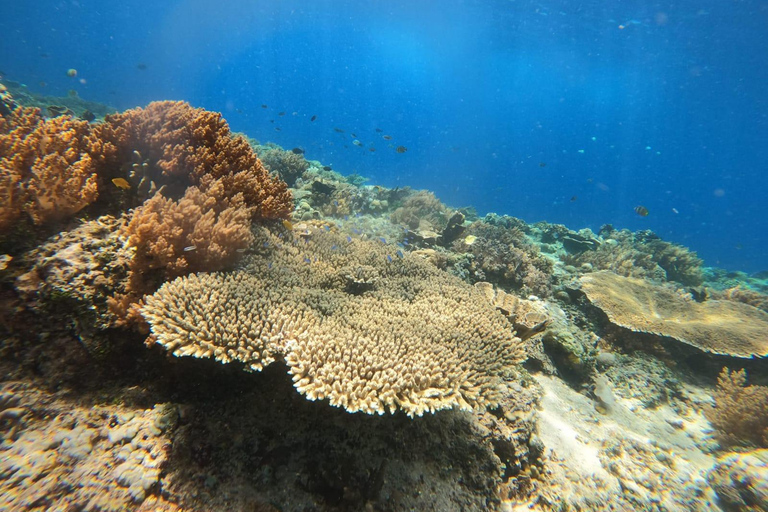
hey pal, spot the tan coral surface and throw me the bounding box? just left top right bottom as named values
left=142, top=226, right=524, bottom=417
left=580, top=271, right=768, bottom=358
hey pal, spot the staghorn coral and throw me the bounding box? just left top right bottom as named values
left=141, top=225, right=524, bottom=417
left=94, top=101, right=292, bottom=219
left=124, top=182, right=253, bottom=282
left=705, top=368, right=768, bottom=448
left=0, top=106, right=99, bottom=230
left=580, top=271, right=768, bottom=358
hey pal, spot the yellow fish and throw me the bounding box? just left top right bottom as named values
left=464, top=235, right=477, bottom=245
left=111, top=177, right=131, bottom=190
left=282, top=219, right=294, bottom=230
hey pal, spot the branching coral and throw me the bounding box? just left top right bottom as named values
left=390, top=190, right=451, bottom=231
left=705, top=368, right=768, bottom=448
left=257, top=145, right=308, bottom=187
left=452, top=221, right=553, bottom=298
left=141, top=225, right=524, bottom=417
left=563, top=228, right=703, bottom=286
left=0, top=107, right=100, bottom=230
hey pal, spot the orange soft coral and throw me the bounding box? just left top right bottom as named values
left=0, top=107, right=100, bottom=230
left=95, top=101, right=292, bottom=219
left=125, top=181, right=254, bottom=282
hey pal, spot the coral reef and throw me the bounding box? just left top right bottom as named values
left=124, top=185, right=253, bottom=282
left=94, top=101, right=292, bottom=219
left=255, top=144, right=308, bottom=187
left=562, top=227, right=704, bottom=286
left=705, top=368, right=768, bottom=448
left=580, top=271, right=768, bottom=358
left=0, top=106, right=99, bottom=230
left=390, top=189, right=452, bottom=232
left=452, top=221, right=553, bottom=298
left=142, top=225, right=524, bottom=417
left=707, top=449, right=768, bottom=511
left=0, top=381, right=175, bottom=511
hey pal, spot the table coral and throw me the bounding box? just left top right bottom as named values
left=580, top=271, right=768, bottom=358
left=141, top=225, right=524, bottom=417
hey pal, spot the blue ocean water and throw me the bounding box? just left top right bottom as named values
left=2, top=0, right=766, bottom=272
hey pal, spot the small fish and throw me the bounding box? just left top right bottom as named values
left=387, top=255, right=393, bottom=262
left=352, top=139, right=363, bottom=147
left=275, top=127, right=281, bottom=131
left=539, top=162, right=547, bottom=167
left=351, top=133, right=357, bottom=138
left=672, top=207, right=679, bottom=214
left=634, top=205, right=650, bottom=217
left=347, top=236, right=352, bottom=242
left=310, top=115, right=317, bottom=121
left=396, top=250, right=404, bottom=258
left=395, top=146, right=408, bottom=153
left=324, top=225, right=331, bottom=231
left=382, top=135, right=392, bottom=140
left=111, top=177, right=131, bottom=190
left=334, top=127, right=345, bottom=133
left=303, top=257, right=311, bottom=264
left=137, top=63, right=147, bottom=70
left=183, top=245, right=197, bottom=252
left=331, top=244, right=338, bottom=251
left=379, top=237, right=387, bottom=243
left=278, top=111, right=286, bottom=116
left=261, top=104, right=268, bottom=108
left=464, top=235, right=477, bottom=245
left=323, top=166, right=333, bottom=171
left=282, top=219, right=294, bottom=230
left=570, top=195, right=578, bottom=202
left=66, top=68, right=77, bottom=77
left=291, top=147, right=305, bottom=155
left=375, top=128, right=383, bottom=133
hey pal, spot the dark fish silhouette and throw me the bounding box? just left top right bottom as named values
left=634, top=205, right=649, bottom=217
left=383, top=135, right=392, bottom=140
left=137, top=63, right=147, bottom=70
left=261, top=104, right=268, bottom=108
left=291, top=147, right=305, bottom=155
left=310, top=115, right=317, bottom=121
left=334, top=128, right=344, bottom=133
left=395, top=146, right=408, bottom=153
left=278, top=111, right=286, bottom=116
left=323, top=166, right=332, bottom=171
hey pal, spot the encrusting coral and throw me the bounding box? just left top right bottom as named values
left=705, top=368, right=768, bottom=448
left=580, top=271, right=768, bottom=358
left=141, top=225, right=525, bottom=417
left=0, top=106, right=99, bottom=230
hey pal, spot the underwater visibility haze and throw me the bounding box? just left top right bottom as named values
left=3, top=0, right=767, bottom=272
left=3, top=1, right=768, bottom=511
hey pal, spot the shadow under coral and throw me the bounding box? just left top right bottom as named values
left=0, top=320, right=510, bottom=512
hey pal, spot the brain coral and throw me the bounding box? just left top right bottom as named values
left=580, top=271, right=768, bottom=358
left=142, top=225, right=524, bottom=417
